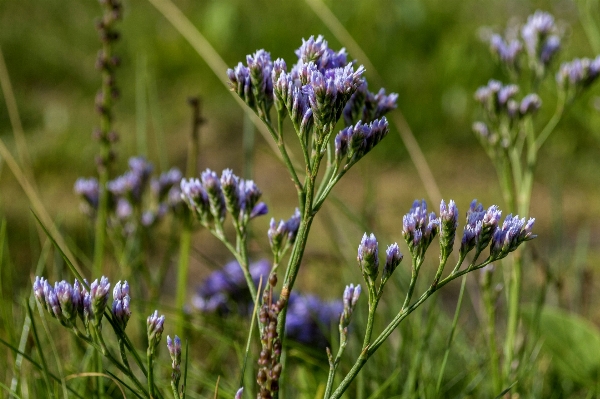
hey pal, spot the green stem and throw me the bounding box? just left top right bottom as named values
left=535, top=90, right=565, bottom=151
left=329, top=258, right=494, bottom=399
left=436, top=274, right=467, bottom=393
left=147, top=349, right=155, bottom=398
left=482, top=269, right=501, bottom=394
left=175, top=223, right=192, bottom=333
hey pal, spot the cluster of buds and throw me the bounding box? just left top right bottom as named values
left=473, top=80, right=542, bottom=149
left=342, top=81, right=398, bottom=126
left=398, top=199, right=536, bottom=265
left=166, top=335, right=182, bottom=389
left=33, top=276, right=111, bottom=330
left=180, top=168, right=268, bottom=229
left=75, top=157, right=183, bottom=232
left=402, top=200, right=440, bottom=261
left=459, top=201, right=503, bottom=259
left=487, top=10, right=561, bottom=77
left=228, top=35, right=396, bottom=148
left=267, top=208, right=301, bottom=256
left=257, top=273, right=285, bottom=399
left=556, top=56, right=600, bottom=94
left=93, top=0, right=123, bottom=166
left=357, top=233, right=403, bottom=292
left=334, top=117, right=389, bottom=169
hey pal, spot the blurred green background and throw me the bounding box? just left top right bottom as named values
left=0, top=0, right=599, bottom=314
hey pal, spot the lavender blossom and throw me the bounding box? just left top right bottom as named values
left=167, top=335, right=182, bottom=378
left=336, top=117, right=389, bottom=166
left=489, top=34, right=522, bottom=66
left=201, top=169, right=226, bottom=222
left=402, top=200, right=439, bottom=258
left=340, top=284, right=361, bottom=330
left=55, top=280, right=76, bottom=324
left=381, top=243, right=403, bottom=284
left=227, top=62, right=254, bottom=109
left=247, top=49, right=274, bottom=116
left=439, top=200, right=458, bottom=259
left=490, top=215, right=536, bottom=260
left=295, top=35, right=347, bottom=72
left=357, top=233, right=379, bottom=283
left=33, top=276, right=47, bottom=308
left=521, top=11, right=557, bottom=59
left=89, top=276, right=111, bottom=327
left=147, top=310, right=165, bottom=352
left=519, top=94, right=542, bottom=115
left=74, top=178, right=100, bottom=209
left=152, top=168, right=182, bottom=200
left=235, top=388, right=244, bottom=399
left=180, top=178, right=211, bottom=221
left=556, top=56, right=600, bottom=90
left=112, top=280, right=131, bottom=330
left=460, top=200, right=502, bottom=258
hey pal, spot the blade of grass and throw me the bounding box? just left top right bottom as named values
left=0, top=381, right=22, bottom=399
left=148, top=71, right=168, bottom=171
left=66, top=372, right=129, bottom=399
left=25, top=301, right=55, bottom=398
left=303, top=0, right=442, bottom=205
left=213, top=376, right=220, bottom=399
left=0, top=139, right=79, bottom=272
left=239, top=277, right=263, bottom=388
left=34, top=293, right=69, bottom=399
left=182, top=340, right=189, bottom=399
left=0, top=45, right=35, bottom=185
left=145, top=0, right=297, bottom=169
left=136, top=53, right=149, bottom=157
left=30, top=210, right=86, bottom=285
left=0, top=337, right=85, bottom=399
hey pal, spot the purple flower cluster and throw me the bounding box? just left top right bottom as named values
left=556, top=56, right=600, bottom=90
left=33, top=276, right=112, bottom=329
left=268, top=208, right=301, bottom=254
left=112, top=280, right=131, bottom=330
left=521, top=11, right=560, bottom=65
left=487, top=11, right=560, bottom=73
left=180, top=168, right=268, bottom=227
left=439, top=200, right=459, bottom=258
left=357, top=233, right=379, bottom=282
left=192, top=259, right=343, bottom=348
left=475, top=80, right=541, bottom=119
left=460, top=200, right=502, bottom=258
left=402, top=200, right=440, bottom=259
left=192, top=259, right=271, bottom=314
left=228, top=35, right=396, bottom=142
left=335, top=117, right=389, bottom=167
left=74, top=157, right=183, bottom=231
left=343, top=80, right=398, bottom=127
left=147, top=310, right=165, bottom=353
left=490, top=214, right=536, bottom=259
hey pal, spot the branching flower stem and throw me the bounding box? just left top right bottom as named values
left=329, top=256, right=494, bottom=399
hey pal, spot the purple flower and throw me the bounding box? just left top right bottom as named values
left=439, top=199, right=458, bottom=258
left=336, top=117, right=389, bottom=165
left=152, top=168, right=182, bottom=200
left=382, top=243, right=403, bottom=282
left=167, top=335, right=182, bottom=374
left=490, top=215, right=536, bottom=259
left=489, top=34, right=522, bottom=66
left=519, top=94, right=542, bottom=115
left=55, top=280, right=76, bottom=324
left=90, top=276, right=111, bottom=327
left=33, top=276, right=47, bottom=308
left=556, top=55, right=600, bottom=90
left=540, top=35, right=560, bottom=64
left=74, top=178, right=100, bottom=209
left=522, top=11, right=556, bottom=58
left=112, top=280, right=131, bottom=330
left=201, top=169, right=226, bottom=222
left=147, top=310, right=165, bottom=350
left=180, top=177, right=210, bottom=221
left=460, top=200, right=502, bottom=257
left=295, top=35, right=348, bottom=72
left=357, top=233, right=379, bottom=282
left=340, top=283, right=361, bottom=329
left=402, top=200, right=439, bottom=258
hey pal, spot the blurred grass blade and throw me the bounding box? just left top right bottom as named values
left=522, top=304, right=600, bottom=388
left=136, top=53, right=149, bottom=157
left=0, top=45, right=35, bottom=185
left=0, top=136, right=79, bottom=272
left=67, top=372, right=129, bottom=399
left=0, top=337, right=85, bottom=399
left=494, top=381, right=517, bottom=399
left=0, top=381, right=21, bottom=399
left=30, top=210, right=86, bottom=285
left=239, top=277, right=263, bottom=388
left=213, top=376, right=220, bottom=399
left=145, top=0, right=294, bottom=167
left=304, top=0, right=442, bottom=205
left=26, top=301, right=55, bottom=398
left=182, top=339, right=189, bottom=399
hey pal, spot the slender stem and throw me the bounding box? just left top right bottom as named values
left=535, top=90, right=565, bottom=151
left=266, top=119, right=303, bottom=192
left=175, top=222, right=192, bottom=333
left=401, top=257, right=421, bottom=310
left=482, top=269, right=501, bottom=394
left=436, top=274, right=467, bottom=393
left=147, top=348, right=155, bottom=398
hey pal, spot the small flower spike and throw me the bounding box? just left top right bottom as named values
left=201, top=169, right=227, bottom=223
left=439, top=200, right=459, bottom=259
left=112, top=280, right=131, bottom=330
left=357, top=233, right=379, bottom=287
left=402, top=200, right=439, bottom=259
left=381, top=243, right=403, bottom=285
left=340, top=284, right=361, bottom=330
left=490, top=215, right=536, bottom=260
left=90, top=276, right=111, bottom=327
left=335, top=117, right=389, bottom=167
left=147, top=310, right=165, bottom=354
left=556, top=56, right=600, bottom=91
left=167, top=335, right=182, bottom=382
left=235, top=388, right=244, bottom=399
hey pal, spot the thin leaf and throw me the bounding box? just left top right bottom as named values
left=26, top=301, right=55, bottom=398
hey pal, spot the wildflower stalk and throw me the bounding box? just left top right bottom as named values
left=93, top=0, right=122, bottom=277
left=329, top=256, right=495, bottom=399
left=482, top=267, right=501, bottom=395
